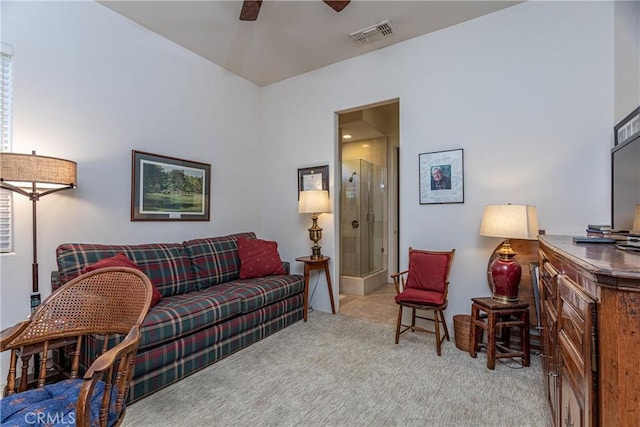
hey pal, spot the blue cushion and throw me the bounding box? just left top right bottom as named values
left=1, top=379, right=119, bottom=427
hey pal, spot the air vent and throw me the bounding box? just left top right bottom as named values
left=349, top=20, right=395, bottom=46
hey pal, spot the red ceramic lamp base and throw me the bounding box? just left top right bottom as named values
left=489, top=255, right=522, bottom=303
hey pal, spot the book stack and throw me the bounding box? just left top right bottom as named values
left=583, top=225, right=640, bottom=252
left=585, top=224, right=630, bottom=239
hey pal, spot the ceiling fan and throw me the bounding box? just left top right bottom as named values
left=240, top=1, right=351, bottom=21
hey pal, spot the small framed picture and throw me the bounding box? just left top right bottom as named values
left=131, top=150, right=211, bottom=221
left=614, top=106, right=640, bottom=146
left=297, top=165, right=329, bottom=199
left=419, top=149, right=464, bottom=204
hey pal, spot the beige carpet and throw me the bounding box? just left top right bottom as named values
left=123, top=311, right=552, bottom=426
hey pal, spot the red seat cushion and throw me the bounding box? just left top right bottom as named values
left=395, top=287, right=445, bottom=306
left=237, top=238, right=286, bottom=279
left=405, top=250, right=452, bottom=293
left=82, top=253, right=162, bottom=307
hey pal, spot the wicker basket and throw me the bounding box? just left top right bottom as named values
left=453, top=314, right=471, bottom=352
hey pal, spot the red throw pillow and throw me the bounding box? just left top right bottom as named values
left=237, top=238, right=286, bottom=279
left=81, top=253, right=162, bottom=307
left=405, top=250, right=451, bottom=293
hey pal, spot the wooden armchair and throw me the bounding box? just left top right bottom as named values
left=1, top=267, right=152, bottom=427
left=392, top=248, right=455, bottom=356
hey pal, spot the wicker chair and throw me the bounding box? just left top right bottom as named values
left=1, top=266, right=153, bottom=427
left=392, top=247, right=455, bottom=356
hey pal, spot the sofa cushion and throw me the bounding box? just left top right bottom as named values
left=183, top=232, right=256, bottom=289
left=81, top=253, right=163, bottom=307
left=237, top=238, right=286, bottom=279
left=136, top=289, right=242, bottom=349
left=215, top=275, right=305, bottom=313
left=56, top=243, right=196, bottom=297
left=128, top=299, right=304, bottom=402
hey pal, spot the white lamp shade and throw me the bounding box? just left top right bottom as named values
left=633, top=205, right=640, bottom=231
left=298, top=190, right=331, bottom=214
left=480, top=204, right=539, bottom=240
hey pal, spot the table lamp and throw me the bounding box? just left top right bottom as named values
left=298, top=190, right=331, bottom=259
left=480, top=204, right=538, bottom=303
left=0, top=151, right=77, bottom=307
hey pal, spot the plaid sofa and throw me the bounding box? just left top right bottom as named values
left=52, top=232, right=304, bottom=402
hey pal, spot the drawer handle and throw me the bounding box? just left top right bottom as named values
left=548, top=372, right=558, bottom=378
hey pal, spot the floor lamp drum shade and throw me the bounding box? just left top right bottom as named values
left=298, top=190, right=331, bottom=259
left=0, top=152, right=77, bottom=190
left=0, top=151, right=77, bottom=296
left=480, top=204, right=538, bottom=303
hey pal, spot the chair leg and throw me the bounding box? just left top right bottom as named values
left=434, top=309, right=442, bottom=356
left=439, top=310, right=450, bottom=341
left=395, top=306, right=403, bottom=344
left=411, top=308, right=416, bottom=330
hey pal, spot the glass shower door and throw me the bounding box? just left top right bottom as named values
left=367, top=161, right=384, bottom=274
left=341, top=159, right=385, bottom=277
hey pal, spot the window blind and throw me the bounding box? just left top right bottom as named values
left=1, top=43, right=14, bottom=253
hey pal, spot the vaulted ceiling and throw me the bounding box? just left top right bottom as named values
left=98, top=1, right=522, bottom=87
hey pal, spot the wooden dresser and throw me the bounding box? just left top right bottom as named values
left=538, top=235, right=640, bottom=426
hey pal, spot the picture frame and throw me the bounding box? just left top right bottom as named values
left=297, top=165, right=329, bottom=199
left=131, top=150, right=211, bottom=221
left=614, top=106, right=640, bottom=146
left=419, top=148, right=464, bottom=204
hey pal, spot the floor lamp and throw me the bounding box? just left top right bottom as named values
left=0, top=151, right=77, bottom=309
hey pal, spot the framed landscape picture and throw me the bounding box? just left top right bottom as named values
left=131, top=150, right=211, bottom=221
left=419, top=148, right=464, bottom=204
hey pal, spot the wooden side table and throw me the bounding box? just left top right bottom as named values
left=12, top=338, right=77, bottom=392
left=295, top=256, right=336, bottom=321
left=469, top=297, right=530, bottom=370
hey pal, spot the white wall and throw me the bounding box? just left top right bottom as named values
left=0, top=1, right=262, bottom=335
left=0, top=0, right=621, bottom=355
left=614, top=0, right=640, bottom=121
left=261, top=1, right=615, bottom=321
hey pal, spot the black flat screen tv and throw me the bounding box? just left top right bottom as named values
left=611, top=134, right=640, bottom=231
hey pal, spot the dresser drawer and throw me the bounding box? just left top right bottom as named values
left=540, top=260, right=559, bottom=308
left=557, top=274, right=596, bottom=377
left=559, top=275, right=590, bottom=318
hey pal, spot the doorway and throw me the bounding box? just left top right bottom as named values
left=337, top=100, right=399, bottom=309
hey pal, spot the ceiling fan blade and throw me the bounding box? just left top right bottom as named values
left=240, top=0, right=263, bottom=21
left=323, top=1, right=351, bottom=13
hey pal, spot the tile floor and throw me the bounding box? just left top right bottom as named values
left=337, top=283, right=398, bottom=327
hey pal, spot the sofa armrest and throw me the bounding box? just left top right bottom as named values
left=282, top=261, right=290, bottom=274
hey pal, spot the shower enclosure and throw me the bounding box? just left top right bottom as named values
left=340, top=159, right=386, bottom=294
